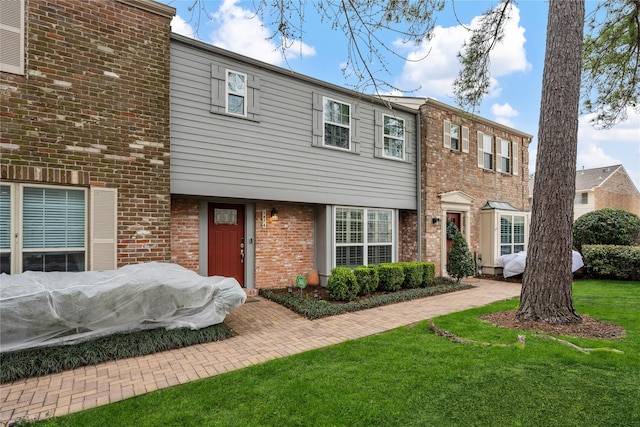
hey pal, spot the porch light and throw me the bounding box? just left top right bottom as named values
left=270, top=207, right=279, bottom=222
left=432, top=217, right=441, bottom=225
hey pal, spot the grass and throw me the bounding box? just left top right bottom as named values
left=27, top=280, right=640, bottom=426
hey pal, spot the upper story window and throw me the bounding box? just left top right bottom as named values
left=323, top=97, right=351, bottom=150
left=478, top=133, right=519, bottom=176
left=574, top=192, right=588, bottom=204
left=0, top=0, right=25, bottom=75
left=443, top=120, right=469, bottom=153
left=479, top=133, right=494, bottom=170
left=499, top=138, right=511, bottom=173
left=226, top=70, right=247, bottom=116
left=383, top=115, right=405, bottom=159
left=210, top=65, right=261, bottom=121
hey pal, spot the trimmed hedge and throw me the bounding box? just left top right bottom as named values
left=378, top=263, right=405, bottom=292
left=399, top=262, right=424, bottom=289
left=574, top=208, right=640, bottom=251
left=581, top=245, right=640, bottom=280
left=354, top=265, right=379, bottom=296
left=421, top=262, right=436, bottom=286
left=326, top=267, right=360, bottom=301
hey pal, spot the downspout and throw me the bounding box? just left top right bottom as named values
left=416, top=111, right=422, bottom=261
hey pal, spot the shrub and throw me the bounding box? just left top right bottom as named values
left=581, top=244, right=640, bottom=280
left=446, top=231, right=475, bottom=282
left=573, top=208, right=640, bottom=251
left=377, top=263, right=405, bottom=292
left=354, top=265, right=379, bottom=296
left=421, top=262, right=436, bottom=287
left=399, top=262, right=423, bottom=288
left=326, top=267, right=360, bottom=301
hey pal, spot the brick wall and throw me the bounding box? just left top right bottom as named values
left=420, top=101, right=531, bottom=274
left=0, top=0, right=174, bottom=267
left=170, top=197, right=200, bottom=272
left=398, top=209, right=418, bottom=262
left=255, top=203, right=315, bottom=289
left=594, top=171, right=640, bottom=216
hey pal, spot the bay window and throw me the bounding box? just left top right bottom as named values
left=500, top=214, right=525, bottom=256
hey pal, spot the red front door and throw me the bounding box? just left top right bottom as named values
left=208, top=203, right=245, bottom=286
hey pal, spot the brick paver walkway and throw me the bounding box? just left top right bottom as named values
left=0, top=278, right=521, bottom=425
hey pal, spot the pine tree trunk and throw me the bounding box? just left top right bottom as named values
left=516, top=0, right=585, bottom=324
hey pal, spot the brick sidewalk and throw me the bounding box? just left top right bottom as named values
left=0, top=279, right=521, bottom=425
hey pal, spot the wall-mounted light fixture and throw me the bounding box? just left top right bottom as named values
left=432, top=216, right=441, bottom=225
left=270, top=207, right=279, bottom=222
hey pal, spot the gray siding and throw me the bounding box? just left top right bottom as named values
left=170, top=35, right=418, bottom=210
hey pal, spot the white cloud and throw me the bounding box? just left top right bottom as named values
left=208, top=0, right=315, bottom=66
left=395, top=4, right=530, bottom=99
left=576, top=142, right=619, bottom=169
left=170, top=15, right=196, bottom=39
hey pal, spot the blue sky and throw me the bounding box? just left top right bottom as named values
left=160, top=0, right=640, bottom=189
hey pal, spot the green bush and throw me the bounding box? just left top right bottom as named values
left=446, top=231, right=475, bottom=282
left=326, top=267, right=360, bottom=301
left=581, top=244, right=640, bottom=280
left=399, top=262, right=424, bottom=289
left=421, top=262, right=436, bottom=287
left=377, top=263, right=405, bottom=292
left=354, top=265, right=379, bottom=296
left=573, top=208, right=640, bottom=251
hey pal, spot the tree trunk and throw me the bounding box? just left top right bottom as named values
left=516, top=0, right=585, bottom=324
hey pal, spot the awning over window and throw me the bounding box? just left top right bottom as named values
left=479, top=200, right=522, bottom=211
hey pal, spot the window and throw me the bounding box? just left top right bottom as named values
left=482, top=134, right=493, bottom=170
left=1, top=184, right=87, bottom=274
left=500, top=215, right=525, bottom=256
left=500, top=139, right=511, bottom=173
left=335, top=207, right=394, bottom=268
left=0, top=0, right=24, bottom=75
left=574, top=192, right=588, bottom=204
left=323, top=97, right=351, bottom=150
left=383, top=115, right=405, bottom=159
left=226, top=70, right=247, bottom=116
left=443, top=120, right=469, bottom=152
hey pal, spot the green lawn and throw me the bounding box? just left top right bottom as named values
left=33, top=280, right=640, bottom=427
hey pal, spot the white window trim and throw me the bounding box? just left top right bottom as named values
left=477, top=131, right=495, bottom=170
left=499, top=214, right=527, bottom=256
left=2, top=183, right=88, bottom=273
left=0, top=0, right=25, bottom=75
left=382, top=114, right=405, bottom=160
left=323, top=96, right=352, bottom=151
left=333, top=206, right=396, bottom=268
left=225, top=69, right=248, bottom=117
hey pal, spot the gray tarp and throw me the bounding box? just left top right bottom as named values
left=0, top=262, right=246, bottom=352
left=496, top=251, right=584, bottom=278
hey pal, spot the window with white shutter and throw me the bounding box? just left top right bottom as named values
left=0, top=0, right=24, bottom=75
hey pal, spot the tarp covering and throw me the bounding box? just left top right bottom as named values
left=496, top=251, right=584, bottom=278
left=0, top=262, right=246, bottom=353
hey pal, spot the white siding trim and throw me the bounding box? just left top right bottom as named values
left=90, top=187, right=117, bottom=271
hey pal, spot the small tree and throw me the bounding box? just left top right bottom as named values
left=446, top=231, right=476, bottom=283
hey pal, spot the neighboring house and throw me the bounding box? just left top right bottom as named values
left=573, top=165, right=640, bottom=218
left=0, top=0, right=175, bottom=274
left=2, top=0, right=533, bottom=286
left=169, top=34, right=420, bottom=291
left=374, top=97, right=533, bottom=276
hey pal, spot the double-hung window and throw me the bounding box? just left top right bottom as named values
left=500, top=214, right=525, bottom=256
left=383, top=115, right=405, bottom=159
left=444, top=120, right=469, bottom=152
left=574, top=192, right=588, bottom=204
left=500, top=138, right=511, bottom=173
left=335, top=207, right=394, bottom=268
left=1, top=184, right=87, bottom=273
left=323, top=97, right=351, bottom=150
left=477, top=132, right=494, bottom=170
left=226, top=70, right=247, bottom=116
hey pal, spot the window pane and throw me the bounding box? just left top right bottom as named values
left=228, top=94, right=245, bottom=115
left=514, top=245, right=525, bottom=253
left=336, top=208, right=363, bottom=244
left=324, top=99, right=350, bottom=125
left=500, top=245, right=512, bottom=256
left=368, top=245, right=391, bottom=265
left=324, top=123, right=350, bottom=149
left=0, top=253, right=10, bottom=274
left=368, top=209, right=392, bottom=243
left=384, top=116, right=404, bottom=138
left=450, top=124, right=459, bottom=150
left=23, top=187, right=85, bottom=249
left=514, top=216, right=525, bottom=244
left=335, top=246, right=363, bottom=268
left=500, top=216, right=512, bottom=244
left=23, top=251, right=85, bottom=272
left=227, top=72, right=246, bottom=93
left=384, top=137, right=404, bottom=158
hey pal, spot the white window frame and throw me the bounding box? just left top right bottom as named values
left=333, top=206, right=395, bottom=268
left=443, top=120, right=469, bottom=153
left=382, top=114, right=405, bottom=160
left=1, top=183, right=88, bottom=274
left=574, top=192, right=588, bottom=204
left=323, top=97, right=351, bottom=151
left=497, top=138, right=511, bottom=173
left=225, top=69, right=248, bottom=117
left=0, top=0, right=25, bottom=75
left=499, top=214, right=526, bottom=256
left=478, top=132, right=494, bottom=170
